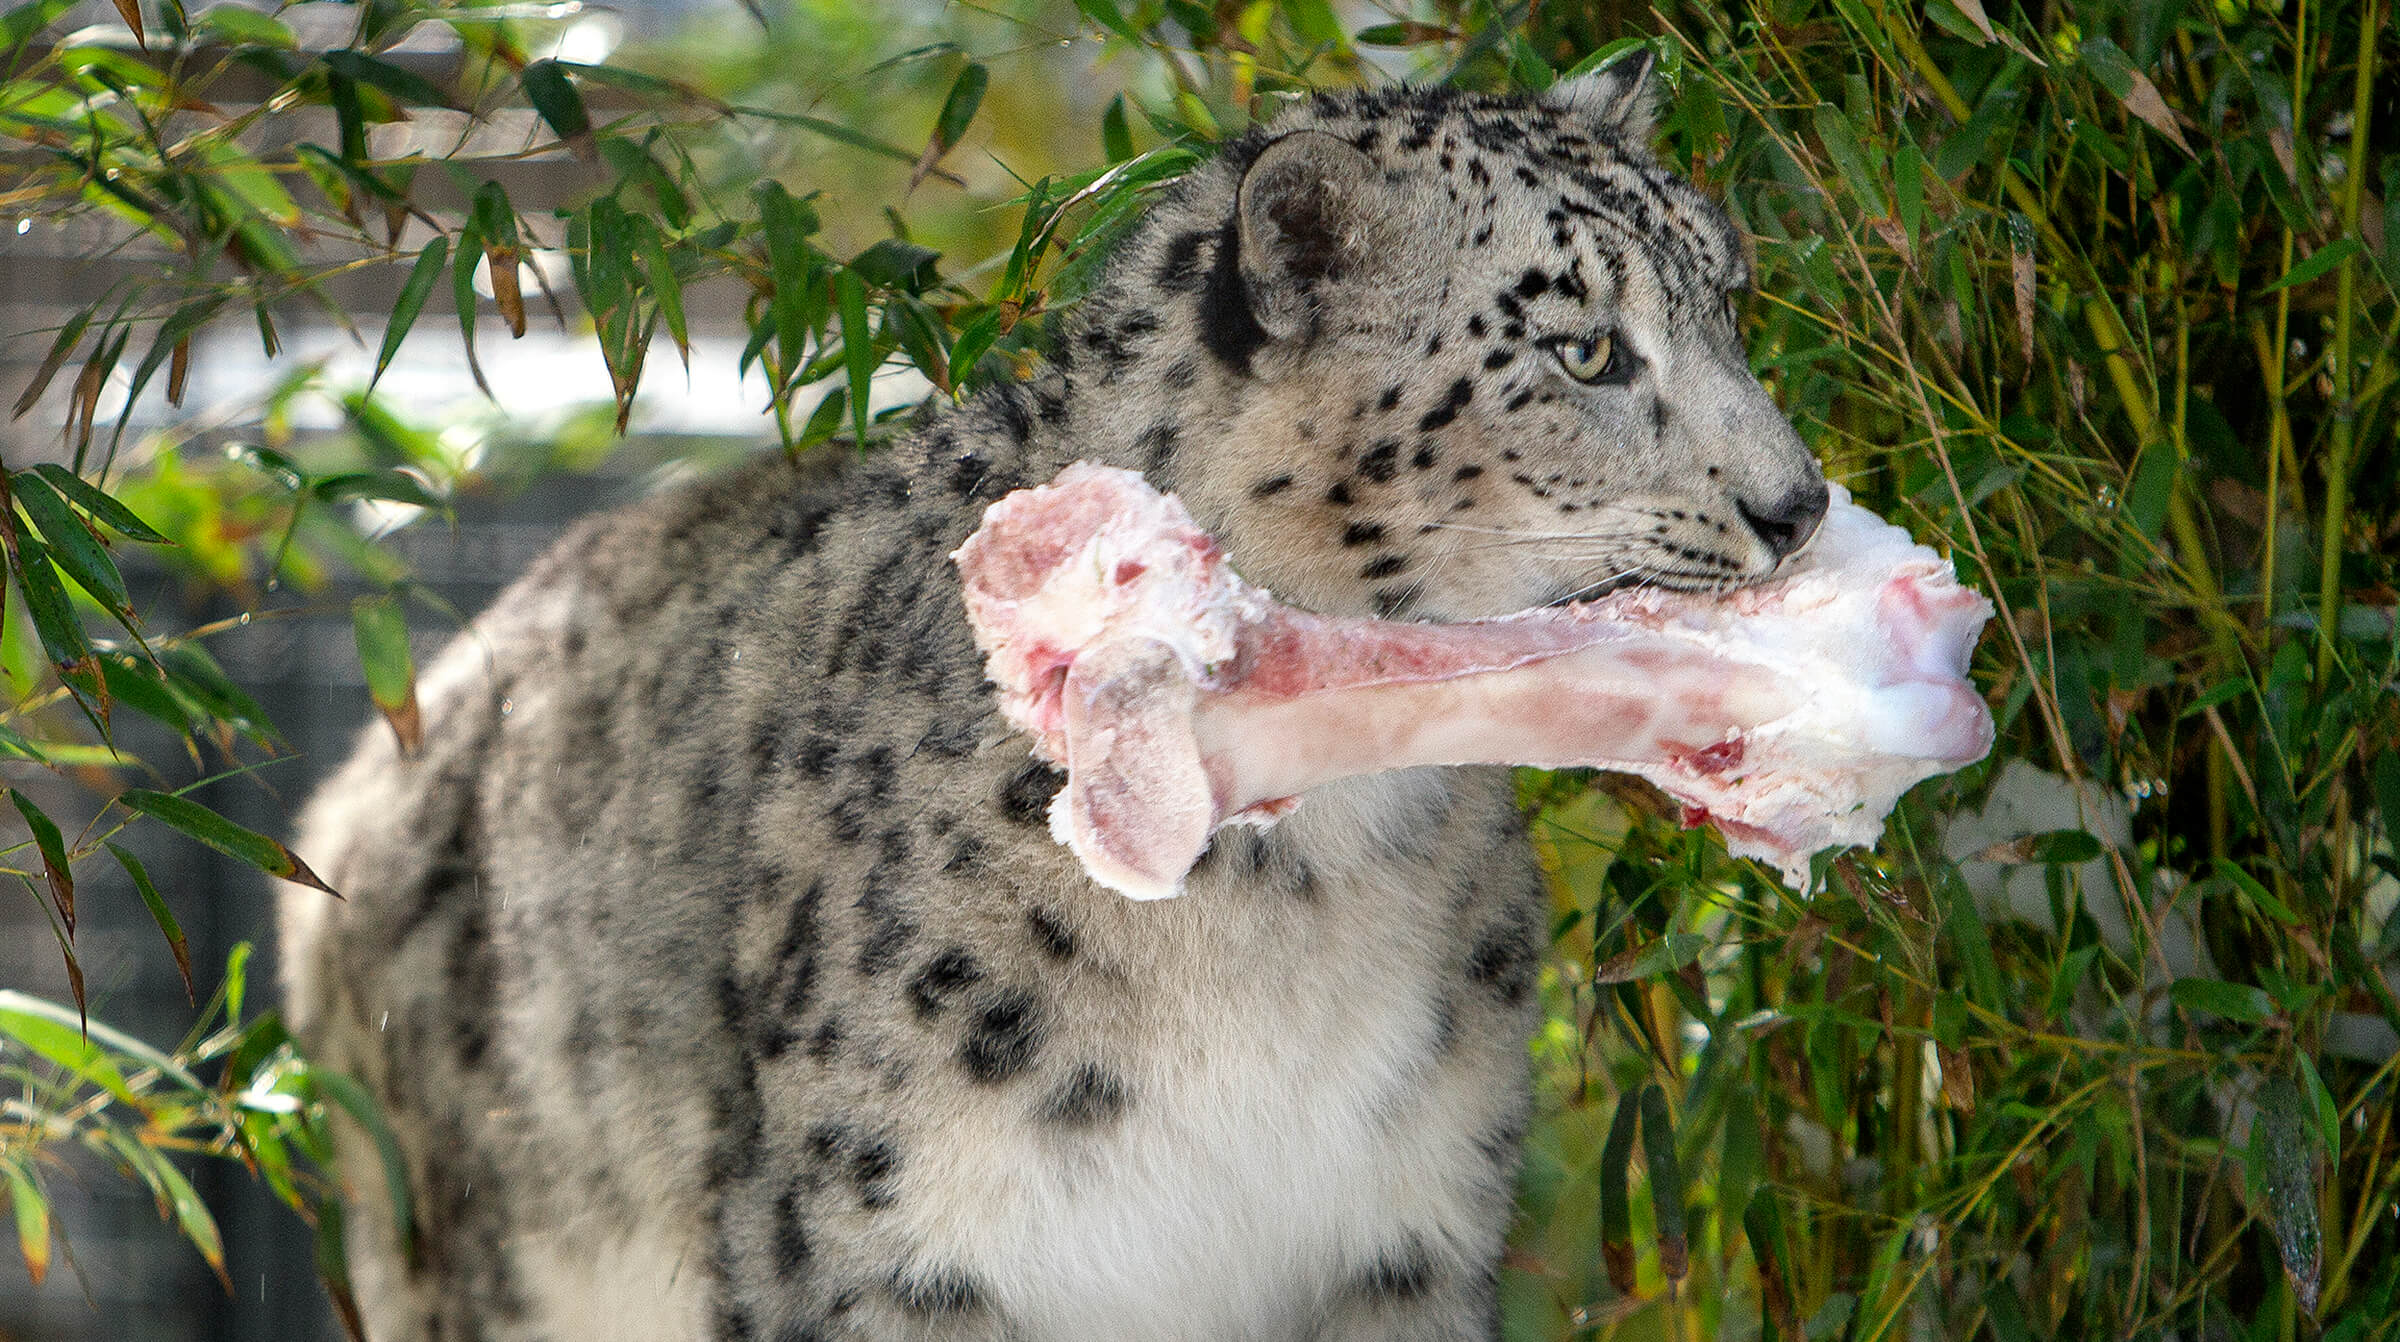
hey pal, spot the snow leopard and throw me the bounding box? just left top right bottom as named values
left=280, top=52, right=1827, bottom=1342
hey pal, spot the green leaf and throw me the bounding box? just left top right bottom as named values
left=159, top=644, right=278, bottom=748
left=451, top=218, right=492, bottom=397
left=2262, top=238, right=2366, bottom=293
left=639, top=224, right=688, bottom=371
left=108, top=841, right=191, bottom=1002
left=2211, top=857, right=2299, bottom=925
left=1811, top=103, right=1889, bottom=218
left=1072, top=0, right=1143, bottom=43
left=12, top=305, right=92, bottom=419
left=313, top=470, right=442, bottom=509
left=519, top=60, right=592, bottom=155
left=2, top=0, right=76, bottom=54
left=314, top=1071, right=416, bottom=1266
left=8, top=788, right=74, bottom=937
left=1745, top=1190, right=1802, bottom=1342
left=1597, top=1088, right=1641, bottom=1295
left=3, top=1161, right=48, bottom=1286
left=947, top=308, right=1004, bottom=387
left=0, top=993, right=167, bottom=1099
left=111, top=296, right=227, bottom=447
left=12, top=536, right=93, bottom=667
left=2028, top=829, right=2104, bottom=864
left=851, top=238, right=941, bottom=292
left=731, top=106, right=930, bottom=168
left=26, top=465, right=169, bottom=542
left=11, top=470, right=129, bottom=614
left=756, top=182, right=819, bottom=391
left=2169, top=977, right=2275, bottom=1024
left=320, top=49, right=454, bottom=110
left=135, top=1143, right=225, bottom=1281
left=371, top=236, right=449, bottom=393
left=116, top=789, right=338, bottom=894
left=837, top=267, right=874, bottom=448
left=929, top=62, right=987, bottom=156
left=352, top=594, right=420, bottom=753
left=798, top=385, right=848, bottom=450
left=196, top=5, right=293, bottom=47
left=1102, top=94, right=1134, bottom=163
left=2296, top=1054, right=2340, bottom=1167
left=1639, top=1084, right=1688, bottom=1283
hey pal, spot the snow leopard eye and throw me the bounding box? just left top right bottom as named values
left=1545, top=332, right=1631, bottom=385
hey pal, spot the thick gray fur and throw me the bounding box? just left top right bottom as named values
left=282, top=65, right=1823, bottom=1342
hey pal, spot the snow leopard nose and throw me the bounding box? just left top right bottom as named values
left=1737, top=481, right=1830, bottom=563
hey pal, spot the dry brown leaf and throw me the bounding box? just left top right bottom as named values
left=2119, top=70, right=2195, bottom=155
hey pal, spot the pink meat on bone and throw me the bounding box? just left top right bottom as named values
left=954, top=462, right=1994, bottom=899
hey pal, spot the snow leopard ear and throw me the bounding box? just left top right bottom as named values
left=1544, top=46, right=1660, bottom=145
left=1235, top=130, right=1394, bottom=343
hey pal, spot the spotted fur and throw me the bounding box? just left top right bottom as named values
left=281, top=55, right=1821, bottom=1342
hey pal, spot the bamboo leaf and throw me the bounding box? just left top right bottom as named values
left=837, top=267, right=873, bottom=447
left=732, top=106, right=944, bottom=174
left=320, top=49, right=454, bottom=110
left=1744, top=1189, right=1802, bottom=1341
left=911, top=61, right=986, bottom=191
left=1598, top=1088, right=1640, bottom=1295
left=1102, top=94, right=1134, bottom=163
left=352, top=594, right=420, bottom=754
left=756, top=181, right=818, bottom=391
left=1638, top=1083, right=1687, bottom=1283
left=3, top=1162, right=47, bottom=1287
left=116, top=788, right=338, bottom=895
left=0, top=997, right=146, bottom=1100
left=451, top=219, right=492, bottom=396
left=639, top=223, right=689, bottom=371
left=2169, top=977, right=2275, bottom=1023
left=313, top=470, right=442, bottom=509
left=104, top=841, right=190, bottom=1002
left=12, top=306, right=92, bottom=420
left=314, top=1071, right=416, bottom=1266
left=8, top=788, right=74, bottom=937
left=2078, top=37, right=2192, bottom=156
left=1071, top=0, right=1143, bottom=44
left=12, top=469, right=130, bottom=614
left=196, top=5, right=292, bottom=47
left=371, top=236, right=449, bottom=393
left=519, top=60, right=593, bottom=159
left=12, top=536, right=93, bottom=669
left=471, top=182, right=527, bottom=339
left=2262, top=238, right=2365, bottom=293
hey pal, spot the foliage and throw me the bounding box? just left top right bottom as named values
left=0, top=0, right=2394, bottom=1339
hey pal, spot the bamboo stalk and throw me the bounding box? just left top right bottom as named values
left=2314, top=0, right=2378, bottom=686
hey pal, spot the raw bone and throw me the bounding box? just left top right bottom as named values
left=954, top=462, right=1994, bottom=899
